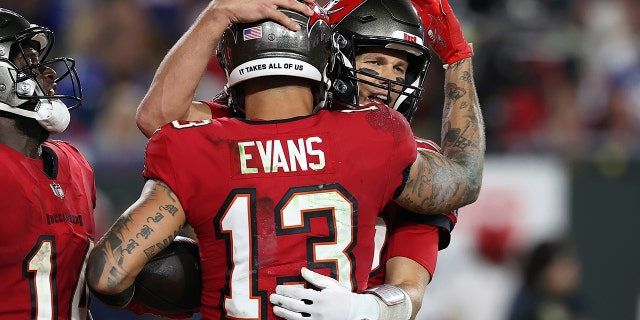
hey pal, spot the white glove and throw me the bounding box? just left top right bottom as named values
left=270, top=267, right=380, bottom=320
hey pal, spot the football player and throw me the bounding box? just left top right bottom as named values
left=268, top=0, right=474, bottom=319
left=87, top=1, right=482, bottom=319
left=133, top=0, right=478, bottom=319
left=0, top=8, right=95, bottom=320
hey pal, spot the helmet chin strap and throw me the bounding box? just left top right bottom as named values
left=0, top=99, right=71, bottom=134
left=35, top=99, right=70, bottom=134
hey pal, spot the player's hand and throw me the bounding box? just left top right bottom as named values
left=269, top=267, right=380, bottom=320
left=210, top=0, right=315, bottom=31
left=411, top=0, right=473, bottom=66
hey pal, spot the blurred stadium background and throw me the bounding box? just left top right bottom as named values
left=3, top=0, right=638, bottom=319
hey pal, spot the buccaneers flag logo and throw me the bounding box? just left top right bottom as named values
left=307, top=1, right=331, bottom=32
left=324, top=0, right=367, bottom=27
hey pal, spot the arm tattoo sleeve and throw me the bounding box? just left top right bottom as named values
left=440, top=59, right=485, bottom=205
left=400, top=59, right=485, bottom=214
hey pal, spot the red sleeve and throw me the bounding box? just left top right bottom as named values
left=386, top=218, right=440, bottom=277
left=366, top=213, right=440, bottom=289
left=142, top=126, right=183, bottom=209
left=142, top=120, right=221, bottom=216
left=199, top=100, right=231, bottom=119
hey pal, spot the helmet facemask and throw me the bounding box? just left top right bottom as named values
left=326, top=0, right=431, bottom=122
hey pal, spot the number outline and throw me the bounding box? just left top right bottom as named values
left=213, top=184, right=358, bottom=319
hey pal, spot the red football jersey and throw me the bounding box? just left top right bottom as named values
left=200, top=101, right=459, bottom=290
left=143, top=106, right=417, bottom=319
left=0, top=140, right=96, bottom=319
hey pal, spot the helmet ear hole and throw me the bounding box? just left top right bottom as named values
left=8, top=42, right=21, bottom=61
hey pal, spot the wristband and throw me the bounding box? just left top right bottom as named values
left=90, top=284, right=135, bottom=309
left=363, top=284, right=412, bottom=320
left=363, top=284, right=406, bottom=306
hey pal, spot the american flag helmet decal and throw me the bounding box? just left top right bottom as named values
left=243, top=26, right=262, bottom=41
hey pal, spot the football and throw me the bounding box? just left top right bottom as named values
left=134, top=236, right=202, bottom=314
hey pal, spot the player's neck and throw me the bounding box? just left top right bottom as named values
left=243, top=77, right=314, bottom=120
left=0, top=118, right=43, bottom=159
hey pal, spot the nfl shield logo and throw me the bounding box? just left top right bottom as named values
left=50, top=183, right=65, bottom=199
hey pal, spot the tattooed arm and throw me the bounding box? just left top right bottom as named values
left=397, top=58, right=485, bottom=214
left=86, top=179, right=186, bottom=307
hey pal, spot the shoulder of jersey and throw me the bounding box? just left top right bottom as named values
left=414, top=137, right=442, bottom=152
left=44, top=139, right=85, bottom=159
left=201, top=100, right=232, bottom=119
left=157, top=119, right=216, bottom=133
left=44, top=139, right=72, bottom=149
left=331, top=102, right=390, bottom=114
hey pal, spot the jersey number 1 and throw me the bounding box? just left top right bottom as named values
left=24, top=236, right=94, bottom=320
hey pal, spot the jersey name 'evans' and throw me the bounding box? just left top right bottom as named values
left=237, top=137, right=325, bottom=174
